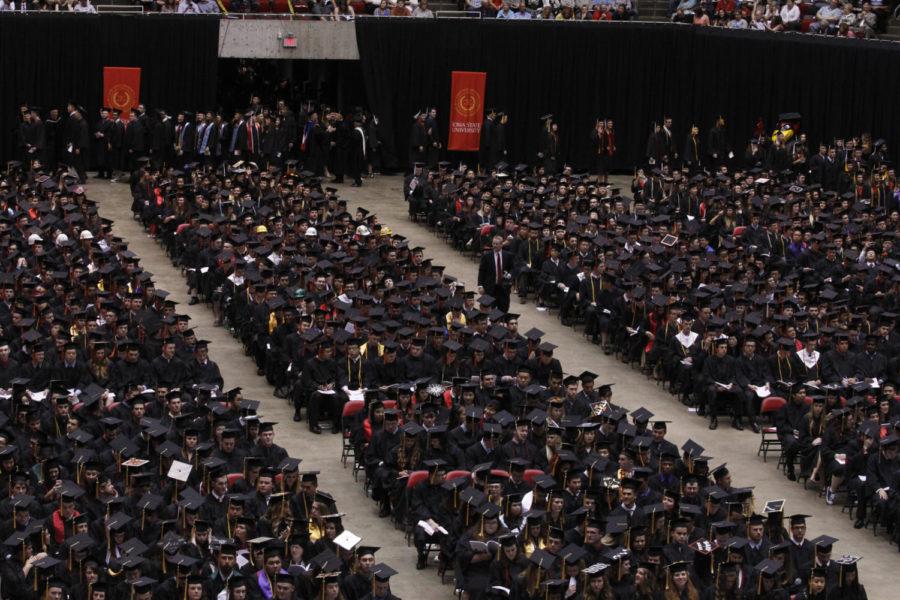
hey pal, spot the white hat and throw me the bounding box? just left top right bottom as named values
left=305, top=227, right=318, bottom=237
left=55, top=233, right=69, bottom=246
left=80, top=230, right=94, bottom=240
left=27, top=233, right=43, bottom=246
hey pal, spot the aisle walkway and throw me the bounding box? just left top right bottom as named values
left=86, top=181, right=444, bottom=600
left=328, top=175, right=898, bottom=594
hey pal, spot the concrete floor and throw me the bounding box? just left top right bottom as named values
left=86, top=174, right=898, bottom=597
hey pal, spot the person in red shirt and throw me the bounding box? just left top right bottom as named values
left=716, top=0, right=736, bottom=16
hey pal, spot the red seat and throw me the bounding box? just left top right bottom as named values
left=406, top=470, right=429, bottom=489
left=226, top=472, right=244, bottom=487
left=341, top=400, right=366, bottom=467
left=490, top=469, right=510, bottom=480
left=445, top=470, right=471, bottom=483
left=523, top=468, right=546, bottom=486
left=342, top=400, right=365, bottom=420
left=758, top=396, right=786, bottom=462
left=732, top=226, right=746, bottom=238
left=106, top=401, right=121, bottom=413
left=382, top=400, right=397, bottom=410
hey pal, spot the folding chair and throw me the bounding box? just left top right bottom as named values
left=757, top=396, right=786, bottom=462
left=340, top=400, right=365, bottom=467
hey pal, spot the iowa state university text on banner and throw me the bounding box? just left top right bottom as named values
left=447, top=71, right=487, bottom=152
left=103, top=67, right=141, bottom=119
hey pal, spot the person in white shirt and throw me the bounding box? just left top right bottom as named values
left=810, top=0, right=843, bottom=33
left=780, top=0, right=801, bottom=30
left=412, top=0, right=434, bottom=16
left=177, top=0, right=200, bottom=12
left=195, top=0, right=221, bottom=12
left=70, top=0, right=97, bottom=12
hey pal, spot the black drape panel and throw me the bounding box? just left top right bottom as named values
left=355, top=19, right=900, bottom=172
left=1, top=14, right=218, bottom=163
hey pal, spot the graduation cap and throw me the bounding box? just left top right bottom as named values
left=529, top=548, right=557, bottom=570
left=372, top=563, right=398, bottom=582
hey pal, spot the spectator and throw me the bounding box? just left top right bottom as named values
left=809, top=0, right=843, bottom=34
left=177, top=0, right=200, bottom=12
left=727, top=12, right=747, bottom=28
left=412, top=0, right=433, bottom=16
left=511, top=1, right=532, bottom=17
left=465, top=0, right=483, bottom=15
left=715, top=0, right=734, bottom=16
left=495, top=0, right=513, bottom=17
left=373, top=0, right=391, bottom=14
left=69, top=0, right=95, bottom=11
left=335, top=0, right=356, bottom=18
left=591, top=1, right=611, bottom=19
left=195, top=0, right=220, bottom=12
left=556, top=3, right=575, bottom=18
left=537, top=4, right=552, bottom=17
left=767, top=14, right=784, bottom=31
left=485, top=0, right=503, bottom=16
left=855, top=2, right=878, bottom=38
left=611, top=0, right=629, bottom=19
left=391, top=0, right=411, bottom=14
left=692, top=5, right=709, bottom=24
left=780, top=0, right=801, bottom=30
left=749, top=6, right=767, bottom=29
left=838, top=2, right=858, bottom=30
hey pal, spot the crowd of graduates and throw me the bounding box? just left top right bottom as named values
left=0, top=155, right=407, bottom=600
left=70, top=100, right=892, bottom=599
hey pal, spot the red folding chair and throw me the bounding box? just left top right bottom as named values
left=523, top=468, right=546, bottom=486
left=341, top=400, right=365, bottom=467
left=757, top=396, right=786, bottom=462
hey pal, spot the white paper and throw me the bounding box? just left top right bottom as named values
left=167, top=460, right=193, bottom=482
left=418, top=520, right=448, bottom=536
left=347, top=389, right=365, bottom=402
left=334, top=530, right=362, bottom=551
left=753, top=384, right=771, bottom=398
left=235, top=552, right=249, bottom=569
left=200, top=267, right=209, bottom=274
left=714, top=381, right=733, bottom=391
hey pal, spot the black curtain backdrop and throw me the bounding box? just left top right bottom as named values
left=0, top=14, right=218, bottom=163
left=355, top=19, right=900, bottom=172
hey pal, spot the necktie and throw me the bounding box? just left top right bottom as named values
left=495, top=252, right=502, bottom=284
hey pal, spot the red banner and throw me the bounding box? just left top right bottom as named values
left=447, top=71, right=486, bottom=152
left=103, top=67, right=141, bottom=120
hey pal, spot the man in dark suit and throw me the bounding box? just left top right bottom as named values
left=65, top=102, right=90, bottom=183
left=93, top=108, right=114, bottom=179
left=477, top=234, right=515, bottom=312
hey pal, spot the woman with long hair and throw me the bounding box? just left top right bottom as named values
left=797, top=395, right=827, bottom=479
left=580, top=566, right=614, bottom=600
left=826, top=559, right=867, bottom=600
left=500, top=493, right=525, bottom=535
left=631, top=562, right=657, bottom=600
left=489, top=534, right=529, bottom=595
left=664, top=561, right=700, bottom=600
left=517, top=512, right=546, bottom=558
left=545, top=493, right=566, bottom=531
left=706, top=561, right=742, bottom=599
left=258, top=495, right=296, bottom=541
